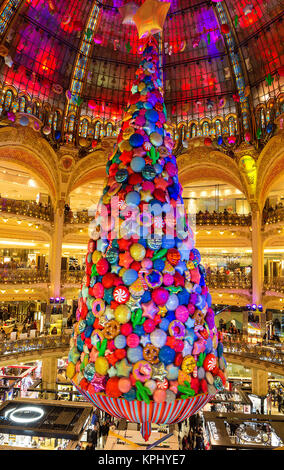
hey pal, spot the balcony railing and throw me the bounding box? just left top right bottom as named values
left=61, top=270, right=85, bottom=284
left=206, top=272, right=252, bottom=290
left=196, top=212, right=251, bottom=226
left=0, top=268, right=50, bottom=284
left=223, top=340, right=284, bottom=366
left=0, top=197, right=53, bottom=221
left=64, top=210, right=92, bottom=224
left=263, top=276, right=284, bottom=293
left=263, top=207, right=284, bottom=225
left=0, top=333, right=70, bottom=357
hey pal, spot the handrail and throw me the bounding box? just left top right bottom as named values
left=0, top=333, right=70, bottom=358
left=0, top=268, right=50, bottom=284
left=264, top=276, right=284, bottom=293
left=206, top=272, right=252, bottom=289
left=263, top=207, right=284, bottom=225
left=196, top=212, right=251, bottom=226
left=0, top=197, right=53, bottom=222
left=223, top=340, right=284, bottom=366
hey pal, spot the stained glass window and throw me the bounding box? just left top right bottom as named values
left=53, top=111, right=59, bottom=131
left=190, top=124, right=197, bottom=138
left=106, top=122, right=112, bottom=137
left=94, top=121, right=101, bottom=140
left=202, top=121, right=209, bottom=136
left=79, top=118, right=88, bottom=138
left=228, top=117, right=236, bottom=135
left=4, top=90, right=13, bottom=110
left=19, top=96, right=26, bottom=113
left=215, top=119, right=222, bottom=136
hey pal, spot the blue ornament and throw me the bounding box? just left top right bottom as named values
left=165, top=311, right=175, bottom=322
left=125, top=191, right=141, bottom=206
left=129, top=133, right=144, bottom=148
left=159, top=346, right=175, bottom=365
left=115, top=169, right=128, bottom=183
left=131, top=157, right=145, bottom=172
left=114, top=335, right=127, bottom=349
left=133, top=324, right=145, bottom=336
left=127, top=346, right=143, bottom=363
left=145, top=109, right=159, bottom=123
left=217, top=136, right=223, bottom=145
left=153, top=258, right=165, bottom=271
left=123, top=388, right=136, bottom=401
left=84, top=325, right=93, bottom=338
left=161, top=236, right=175, bottom=249
left=122, top=269, right=138, bottom=286
left=86, top=311, right=95, bottom=326
left=159, top=318, right=170, bottom=331
left=142, top=164, right=156, bottom=181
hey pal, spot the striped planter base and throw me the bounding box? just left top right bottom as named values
left=74, top=383, right=214, bottom=441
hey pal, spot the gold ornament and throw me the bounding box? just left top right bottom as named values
left=181, top=356, right=196, bottom=374
left=133, top=0, right=171, bottom=39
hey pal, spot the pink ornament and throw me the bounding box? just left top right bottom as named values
left=152, top=287, right=169, bottom=306
left=92, top=282, right=104, bottom=299
left=169, top=380, right=178, bottom=394
left=188, top=303, right=195, bottom=315
left=163, top=273, right=174, bottom=286
left=153, top=389, right=166, bottom=403
left=175, top=305, right=189, bottom=323
left=143, top=319, right=156, bottom=333
left=127, top=333, right=140, bottom=348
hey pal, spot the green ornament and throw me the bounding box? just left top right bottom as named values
left=91, top=264, right=98, bottom=276
left=97, top=338, right=107, bottom=357
left=86, top=28, right=92, bottom=40
left=256, top=128, right=262, bottom=139
left=131, top=308, right=145, bottom=328
left=152, top=248, right=168, bottom=260
left=197, top=352, right=206, bottom=367
left=126, top=41, right=131, bottom=53
left=234, top=15, right=238, bottom=28
left=136, top=381, right=152, bottom=403
left=178, top=381, right=195, bottom=398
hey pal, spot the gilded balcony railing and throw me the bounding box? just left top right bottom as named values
left=206, top=272, right=252, bottom=290
left=0, top=197, right=53, bottom=221
left=0, top=268, right=50, bottom=284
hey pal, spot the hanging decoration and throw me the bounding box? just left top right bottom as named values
left=119, top=1, right=139, bottom=25
left=67, top=34, right=226, bottom=441
left=133, top=0, right=171, bottom=39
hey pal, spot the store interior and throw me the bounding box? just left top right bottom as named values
left=0, top=0, right=283, bottom=452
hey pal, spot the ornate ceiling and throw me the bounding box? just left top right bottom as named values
left=0, top=0, right=283, bottom=126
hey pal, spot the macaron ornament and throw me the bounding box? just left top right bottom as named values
left=68, top=27, right=226, bottom=442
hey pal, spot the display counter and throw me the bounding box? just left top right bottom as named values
left=203, top=411, right=284, bottom=450
left=0, top=398, right=93, bottom=450
left=203, top=388, right=252, bottom=414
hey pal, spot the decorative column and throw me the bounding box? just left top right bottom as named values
left=251, top=203, right=266, bottom=336
left=41, top=355, right=58, bottom=399
left=251, top=369, right=268, bottom=397
left=49, top=200, right=65, bottom=299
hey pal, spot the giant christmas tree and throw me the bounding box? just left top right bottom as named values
left=67, top=29, right=227, bottom=441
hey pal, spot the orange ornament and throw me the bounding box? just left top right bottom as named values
left=167, top=248, right=181, bottom=266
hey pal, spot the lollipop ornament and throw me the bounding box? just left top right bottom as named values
left=68, top=1, right=226, bottom=442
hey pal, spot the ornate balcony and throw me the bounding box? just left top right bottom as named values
left=0, top=197, right=53, bottom=222
left=0, top=269, right=50, bottom=285
left=263, top=277, right=284, bottom=294
left=196, top=212, right=251, bottom=227
left=263, top=207, right=284, bottom=225
left=206, top=272, right=252, bottom=290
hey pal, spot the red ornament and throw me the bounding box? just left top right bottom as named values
left=203, top=353, right=218, bottom=372
left=204, top=137, right=212, bottom=146
left=167, top=248, right=181, bottom=266
left=220, top=23, right=230, bottom=34
left=105, top=377, right=121, bottom=398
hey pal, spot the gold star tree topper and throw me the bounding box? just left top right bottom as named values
left=133, top=0, right=171, bottom=39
